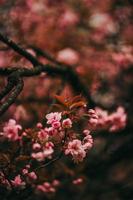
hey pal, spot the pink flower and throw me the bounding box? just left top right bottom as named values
left=65, top=139, right=86, bottom=163
left=83, top=134, right=93, bottom=150
left=32, top=142, right=54, bottom=161
left=0, top=172, right=10, bottom=189
left=2, top=119, right=22, bottom=141
left=109, top=106, right=127, bottom=132
left=45, top=141, right=54, bottom=148
left=31, top=152, right=45, bottom=161
left=89, top=13, right=117, bottom=34
left=58, top=9, right=79, bottom=28
left=88, top=109, right=99, bottom=128
left=45, top=127, right=57, bottom=136
left=73, top=178, right=83, bottom=185
left=57, top=48, right=79, bottom=65
left=11, top=175, right=25, bottom=189
left=14, top=105, right=28, bottom=121
left=36, top=122, right=43, bottom=128
left=32, top=143, right=41, bottom=150
left=89, top=118, right=98, bottom=126
left=95, top=107, right=109, bottom=126
left=83, top=130, right=91, bottom=136
left=51, top=121, right=61, bottom=129
left=52, top=179, right=60, bottom=187
left=46, top=112, right=62, bottom=124
left=22, top=131, right=27, bottom=137
left=36, top=182, right=56, bottom=193
left=22, top=168, right=28, bottom=175
left=36, top=185, right=47, bottom=193
left=37, top=129, right=49, bottom=140
left=28, top=172, right=37, bottom=180
left=43, top=142, right=54, bottom=158
left=95, top=106, right=127, bottom=132
left=62, top=118, right=72, bottom=128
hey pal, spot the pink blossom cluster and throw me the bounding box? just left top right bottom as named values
left=0, top=105, right=127, bottom=192
left=22, top=165, right=37, bottom=181
left=31, top=113, right=72, bottom=161
left=65, top=130, right=93, bottom=163
left=0, top=119, right=22, bottom=141
left=46, top=112, right=72, bottom=129
left=32, top=141, right=54, bottom=161
left=10, top=165, right=37, bottom=189
left=95, top=106, right=127, bottom=132
left=36, top=180, right=60, bottom=193
left=46, top=112, right=62, bottom=128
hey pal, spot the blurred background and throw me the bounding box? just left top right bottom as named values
left=0, top=0, right=133, bottom=199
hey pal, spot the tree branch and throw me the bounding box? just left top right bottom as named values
left=0, top=33, right=95, bottom=116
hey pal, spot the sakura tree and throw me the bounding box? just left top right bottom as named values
left=0, top=0, right=132, bottom=200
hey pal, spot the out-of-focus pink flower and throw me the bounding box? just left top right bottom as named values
left=89, top=13, right=118, bottom=34
left=32, top=143, right=41, bottom=150
left=11, top=175, right=25, bottom=189
left=28, top=171, right=37, bottom=180
left=26, top=0, right=46, bottom=13
left=22, top=131, right=27, bottom=137
left=58, top=9, right=79, bottom=28
left=88, top=109, right=98, bottom=128
left=43, top=142, right=54, bottom=158
left=62, top=118, right=72, bottom=128
left=2, top=119, right=22, bottom=141
left=22, top=168, right=29, bottom=175
left=95, top=106, right=127, bottom=132
left=31, top=152, right=45, bottom=161
left=52, top=179, right=60, bottom=187
left=36, top=181, right=56, bottom=193
left=73, top=178, right=83, bottom=185
left=36, top=122, right=43, bottom=129
left=57, top=48, right=79, bottom=65
left=83, top=134, right=93, bottom=150
left=83, top=129, right=91, bottom=136
left=14, top=106, right=29, bottom=121
left=112, top=48, right=133, bottom=66
left=0, top=172, right=10, bottom=189
left=108, top=106, right=127, bottom=132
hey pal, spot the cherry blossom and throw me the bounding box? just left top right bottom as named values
left=46, top=112, right=62, bottom=124
left=1, top=119, right=22, bottom=141
left=65, top=139, right=86, bottom=163
left=62, top=118, right=72, bottom=129
left=11, top=175, right=25, bottom=189
left=57, top=48, right=79, bottom=65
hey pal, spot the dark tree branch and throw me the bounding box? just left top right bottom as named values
left=28, top=45, right=71, bottom=67
left=0, top=80, right=14, bottom=100
left=0, top=78, right=24, bottom=115
left=0, top=33, right=41, bottom=67
left=0, top=32, right=95, bottom=116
